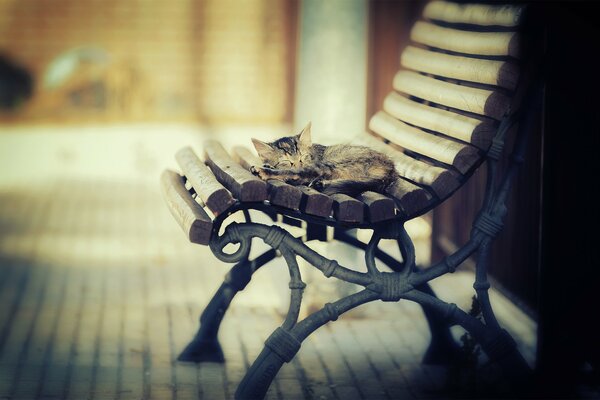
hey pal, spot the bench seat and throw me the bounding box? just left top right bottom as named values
left=161, top=141, right=436, bottom=245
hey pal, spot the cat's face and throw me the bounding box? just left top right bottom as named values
left=252, top=122, right=312, bottom=168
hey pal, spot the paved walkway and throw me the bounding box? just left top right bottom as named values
left=0, top=178, right=536, bottom=400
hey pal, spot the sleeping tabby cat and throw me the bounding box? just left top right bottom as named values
left=250, top=123, right=399, bottom=196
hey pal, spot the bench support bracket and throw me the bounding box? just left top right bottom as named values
left=178, top=208, right=530, bottom=399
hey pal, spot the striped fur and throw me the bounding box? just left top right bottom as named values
left=251, top=123, right=399, bottom=196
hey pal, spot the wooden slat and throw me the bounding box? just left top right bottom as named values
left=391, top=156, right=459, bottom=199
left=231, top=145, right=261, bottom=170
left=203, top=140, right=268, bottom=202
left=175, top=146, right=235, bottom=216
left=424, top=1, right=524, bottom=27
left=357, top=191, right=396, bottom=223
left=393, top=70, right=511, bottom=120
left=382, top=92, right=496, bottom=150
left=411, top=21, right=520, bottom=58
left=401, top=45, right=519, bottom=90
left=266, top=179, right=303, bottom=210
left=356, top=133, right=461, bottom=198
left=369, top=111, right=480, bottom=174
left=299, top=186, right=333, bottom=218
left=231, top=146, right=303, bottom=210
left=385, top=177, right=432, bottom=217
left=160, top=169, right=213, bottom=245
left=330, top=194, right=364, bottom=224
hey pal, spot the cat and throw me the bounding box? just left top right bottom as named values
left=250, top=122, right=399, bottom=196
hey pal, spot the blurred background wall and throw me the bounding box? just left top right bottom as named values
left=0, top=0, right=295, bottom=124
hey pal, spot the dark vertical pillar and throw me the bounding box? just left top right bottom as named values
left=366, top=0, right=423, bottom=120
left=536, top=3, right=600, bottom=396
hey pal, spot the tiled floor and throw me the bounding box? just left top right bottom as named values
left=0, top=177, right=536, bottom=400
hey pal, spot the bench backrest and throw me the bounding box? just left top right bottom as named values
left=360, top=1, right=525, bottom=210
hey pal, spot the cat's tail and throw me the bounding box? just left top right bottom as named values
left=320, top=178, right=390, bottom=196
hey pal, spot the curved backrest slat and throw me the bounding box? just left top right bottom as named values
left=385, top=177, right=432, bottom=217
left=356, top=133, right=460, bottom=198
left=401, top=45, right=519, bottom=90
left=393, top=70, right=511, bottom=120
left=382, top=92, right=496, bottom=150
left=361, top=0, right=527, bottom=220
left=423, top=1, right=525, bottom=27
left=369, top=110, right=479, bottom=174
left=411, top=21, right=520, bottom=58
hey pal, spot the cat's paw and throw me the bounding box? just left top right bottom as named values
left=251, top=166, right=272, bottom=181
left=309, top=178, right=324, bottom=191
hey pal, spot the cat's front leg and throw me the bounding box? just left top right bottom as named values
left=250, top=165, right=277, bottom=181
left=252, top=166, right=312, bottom=186
left=308, top=178, right=324, bottom=191
left=251, top=166, right=300, bottom=183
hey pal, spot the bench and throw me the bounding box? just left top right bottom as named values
left=161, top=2, right=540, bottom=398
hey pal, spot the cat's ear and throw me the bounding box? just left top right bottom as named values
left=297, top=121, right=312, bottom=147
left=251, top=138, right=274, bottom=161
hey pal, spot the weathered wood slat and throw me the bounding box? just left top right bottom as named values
left=356, top=134, right=461, bottom=198
left=160, top=169, right=213, bottom=245
left=411, top=21, right=520, bottom=58
left=424, top=1, right=524, bottom=27
left=299, top=186, right=333, bottom=218
left=357, top=192, right=397, bottom=223
left=392, top=157, right=460, bottom=199
left=393, top=70, right=511, bottom=120
left=369, top=111, right=480, bottom=174
left=175, top=146, right=235, bottom=216
left=231, top=145, right=261, bottom=171
left=330, top=194, right=364, bottom=224
left=203, top=140, right=268, bottom=202
left=385, top=177, right=432, bottom=217
left=401, top=45, right=519, bottom=90
left=231, top=146, right=303, bottom=210
left=266, top=179, right=303, bottom=210
left=383, top=92, right=495, bottom=150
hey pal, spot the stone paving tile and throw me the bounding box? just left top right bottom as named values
left=0, top=180, right=537, bottom=400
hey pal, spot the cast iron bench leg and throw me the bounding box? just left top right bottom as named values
left=235, top=289, right=379, bottom=400
left=395, top=232, right=461, bottom=365
left=178, top=249, right=277, bottom=363
left=234, top=338, right=289, bottom=400
left=417, top=281, right=462, bottom=364
left=406, top=289, right=532, bottom=390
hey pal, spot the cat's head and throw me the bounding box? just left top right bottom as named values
left=251, top=122, right=313, bottom=168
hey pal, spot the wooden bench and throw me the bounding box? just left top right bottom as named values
left=161, top=2, right=540, bottom=398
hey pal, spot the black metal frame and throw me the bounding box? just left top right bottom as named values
left=178, top=81, right=543, bottom=398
